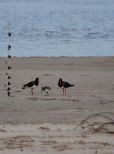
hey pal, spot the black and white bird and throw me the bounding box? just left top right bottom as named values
left=58, top=78, right=74, bottom=95
left=41, top=86, right=52, bottom=95
left=22, top=77, right=39, bottom=95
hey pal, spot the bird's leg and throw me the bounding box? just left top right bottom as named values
left=31, top=88, right=34, bottom=95
left=65, top=88, right=66, bottom=96
left=62, top=88, right=64, bottom=95
left=46, top=91, right=49, bottom=96
left=62, top=88, right=66, bottom=96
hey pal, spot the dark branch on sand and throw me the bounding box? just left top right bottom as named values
left=75, top=112, right=114, bottom=133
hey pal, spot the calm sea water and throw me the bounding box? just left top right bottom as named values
left=0, top=0, right=114, bottom=57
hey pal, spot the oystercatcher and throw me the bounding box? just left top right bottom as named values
left=22, top=77, right=39, bottom=95
left=41, top=86, right=52, bottom=95
left=58, top=78, right=74, bottom=95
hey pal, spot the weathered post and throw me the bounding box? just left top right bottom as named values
left=7, top=22, right=12, bottom=96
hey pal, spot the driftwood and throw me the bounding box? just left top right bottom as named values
left=75, top=112, right=114, bottom=133
left=94, top=122, right=114, bottom=133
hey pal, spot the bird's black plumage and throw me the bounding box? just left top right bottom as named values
left=58, top=78, right=74, bottom=95
left=23, top=78, right=39, bottom=89
left=58, top=78, right=63, bottom=88
left=58, top=78, right=74, bottom=88
left=62, top=81, right=74, bottom=88
left=22, top=78, right=39, bottom=95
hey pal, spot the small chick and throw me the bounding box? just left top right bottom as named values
left=41, top=86, right=52, bottom=95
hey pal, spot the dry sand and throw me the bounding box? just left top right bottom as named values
left=0, top=56, right=114, bottom=153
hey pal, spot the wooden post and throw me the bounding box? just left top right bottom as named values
left=7, top=22, right=12, bottom=96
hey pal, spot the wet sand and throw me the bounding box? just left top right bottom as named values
left=0, top=56, right=114, bottom=153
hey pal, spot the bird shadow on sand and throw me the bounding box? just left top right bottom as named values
left=26, top=96, right=79, bottom=103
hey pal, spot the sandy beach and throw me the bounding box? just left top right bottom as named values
left=0, top=56, right=114, bottom=153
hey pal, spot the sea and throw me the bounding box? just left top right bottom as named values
left=0, top=0, right=114, bottom=57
